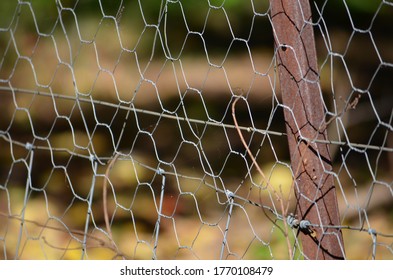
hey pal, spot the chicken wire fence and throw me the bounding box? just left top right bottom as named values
left=0, top=0, right=392, bottom=260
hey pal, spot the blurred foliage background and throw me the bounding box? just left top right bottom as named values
left=0, top=0, right=392, bottom=260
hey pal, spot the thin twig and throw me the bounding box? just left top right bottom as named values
left=231, top=95, right=293, bottom=259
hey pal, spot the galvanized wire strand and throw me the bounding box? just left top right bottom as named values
left=2, top=85, right=392, bottom=153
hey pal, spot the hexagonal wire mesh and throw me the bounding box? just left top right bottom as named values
left=0, top=0, right=392, bottom=260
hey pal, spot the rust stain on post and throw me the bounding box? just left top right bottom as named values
left=269, top=0, right=345, bottom=259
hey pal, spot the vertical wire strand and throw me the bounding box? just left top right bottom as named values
left=369, top=229, right=377, bottom=260
left=220, top=190, right=234, bottom=260
left=14, top=143, right=34, bottom=259
left=81, top=157, right=98, bottom=259
left=153, top=168, right=166, bottom=260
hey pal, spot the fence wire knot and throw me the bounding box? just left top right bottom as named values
left=225, top=190, right=235, bottom=202
left=89, top=154, right=97, bottom=163
left=156, top=168, right=165, bottom=175
left=287, top=213, right=311, bottom=230
left=25, top=142, right=33, bottom=151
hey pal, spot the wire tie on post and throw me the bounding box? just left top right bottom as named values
left=286, top=213, right=299, bottom=228
left=299, top=219, right=311, bottom=229
left=287, top=213, right=317, bottom=239
left=287, top=213, right=311, bottom=230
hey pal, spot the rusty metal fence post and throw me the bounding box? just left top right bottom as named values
left=269, top=0, right=345, bottom=259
